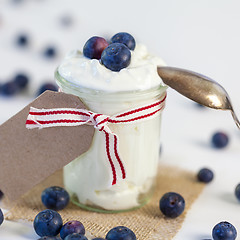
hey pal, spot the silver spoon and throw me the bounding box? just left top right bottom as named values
left=157, top=66, right=240, bottom=129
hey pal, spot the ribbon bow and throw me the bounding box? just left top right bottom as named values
left=26, top=93, right=166, bottom=186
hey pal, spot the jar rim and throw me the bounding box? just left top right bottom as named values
left=55, top=68, right=167, bottom=99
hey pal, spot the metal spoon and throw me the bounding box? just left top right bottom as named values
left=157, top=66, right=240, bottom=129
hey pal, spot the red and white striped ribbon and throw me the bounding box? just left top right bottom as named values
left=26, top=93, right=166, bottom=186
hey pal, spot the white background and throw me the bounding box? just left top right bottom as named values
left=0, top=0, right=240, bottom=239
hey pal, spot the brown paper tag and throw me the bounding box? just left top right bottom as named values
left=0, top=91, right=94, bottom=201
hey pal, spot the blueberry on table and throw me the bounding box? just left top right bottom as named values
left=33, top=209, right=63, bottom=237
left=110, top=32, right=136, bottom=50
left=16, top=34, right=29, bottom=47
left=211, top=131, right=229, bottom=149
left=159, top=192, right=185, bottom=218
left=101, top=43, right=131, bottom=72
left=83, top=36, right=109, bottom=60
left=234, top=183, right=240, bottom=201
left=41, top=186, right=70, bottom=211
left=212, top=221, right=237, bottom=240
left=64, top=233, right=88, bottom=240
left=0, top=81, right=19, bottom=96
left=0, top=208, right=4, bottom=226
left=106, top=226, right=136, bottom=240
left=59, top=15, right=73, bottom=27
left=43, top=46, right=57, bottom=58
left=13, top=73, right=29, bottom=89
left=60, top=220, right=85, bottom=239
left=37, top=82, right=58, bottom=95
left=0, top=190, right=3, bottom=199
left=197, top=168, right=214, bottom=183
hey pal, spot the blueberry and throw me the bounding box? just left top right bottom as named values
left=59, top=15, right=73, bottom=27
left=106, top=226, right=136, bottom=240
left=159, top=192, right=185, bottom=218
left=13, top=73, right=29, bottom=89
left=211, top=132, right=229, bottom=149
left=197, top=168, right=214, bottom=183
left=212, top=221, right=237, bottom=240
left=60, top=220, right=85, bottom=239
left=0, top=190, right=4, bottom=199
left=38, top=237, right=62, bottom=240
left=0, top=208, right=4, bottom=226
left=43, top=46, right=57, bottom=58
left=234, top=183, right=240, bottom=201
left=16, top=34, right=29, bottom=47
left=110, top=32, right=136, bottom=50
left=83, top=36, right=109, bottom=60
left=92, top=238, right=106, bottom=240
left=101, top=43, right=131, bottom=72
left=64, top=233, right=88, bottom=240
left=41, top=186, right=69, bottom=211
left=0, top=81, right=19, bottom=96
left=37, top=82, right=58, bottom=95
left=33, top=209, right=63, bottom=237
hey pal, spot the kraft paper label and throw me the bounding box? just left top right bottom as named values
left=0, top=91, right=94, bottom=201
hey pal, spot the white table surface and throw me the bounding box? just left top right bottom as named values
left=0, top=0, right=240, bottom=239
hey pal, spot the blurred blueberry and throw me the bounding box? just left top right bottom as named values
left=43, top=46, right=57, bottom=58
left=59, top=15, right=73, bottom=27
left=13, top=73, right=29, bottom=89
left=41, top=186, right=69, bottom=211
left=92, top=238, right=106, bottom=240
left=60, top=220, right=85, bottom=239
left=211, top=131, right=229, bottom=149
left=197, top=168, right=214, bottom=183
left=0, top=190, right=4, bottom=199
left=234, top=183, right=240, bottom=201
left=16, top=34, right=29, bottom=47
left=0, top=209, right=4, bottom=226
left=34, top=209, right=62, bottom=237
left=37, top=82, right=58, bottom=95
left=159, top=144, right=163, bottom=155
left=0, top=81, right=19, bottom=96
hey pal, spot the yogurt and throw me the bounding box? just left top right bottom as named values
left=58, top=44, right=166, bottom=92
left=56, top=43, right=167, bottom=211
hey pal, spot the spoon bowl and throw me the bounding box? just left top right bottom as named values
left=157, top=66, right=240, bottom=129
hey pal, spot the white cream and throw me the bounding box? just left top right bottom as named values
left=58, top=44, right=167, bottom=211
left=58, top=44, right=166, bottom=92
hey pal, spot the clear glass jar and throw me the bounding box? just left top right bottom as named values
left=55, top=69, right=167, bottom=213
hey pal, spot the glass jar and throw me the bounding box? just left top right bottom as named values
left=55, top=69, right=167, bottom=213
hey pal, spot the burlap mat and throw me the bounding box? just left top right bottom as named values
left=5, top=165, right=205, bottom=239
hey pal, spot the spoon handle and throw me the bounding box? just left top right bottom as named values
left=231, top=110, right=240, bottom=129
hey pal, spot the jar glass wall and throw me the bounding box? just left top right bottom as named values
left=55, top=69, right=167, bottom=213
